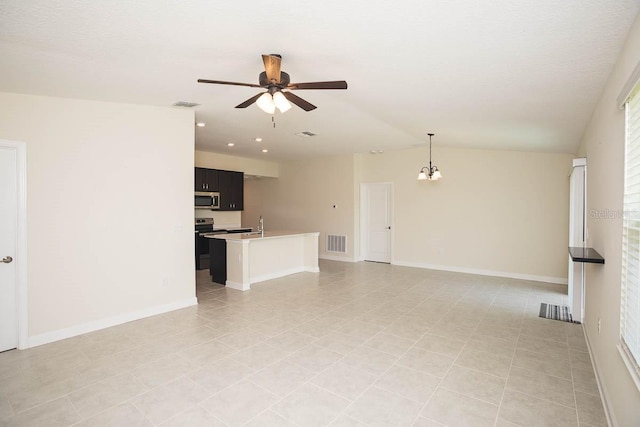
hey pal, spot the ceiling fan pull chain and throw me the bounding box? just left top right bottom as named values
left=272, top=115, right=276, bottom=128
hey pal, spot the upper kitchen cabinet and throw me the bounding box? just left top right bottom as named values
left=195, top=167, right=219, bottom=192
left=218, top=170, right=244, bottom=211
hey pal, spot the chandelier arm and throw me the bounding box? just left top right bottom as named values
left=418, top=133, right=440, bottom=181
left=429, top=134, right=433, bottom=176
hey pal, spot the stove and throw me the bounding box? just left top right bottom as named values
left=194, top=218, right=252, bottom=270
left=195, top=217, right=216, bottom=234
left=195, top=218, right=219, bottom=270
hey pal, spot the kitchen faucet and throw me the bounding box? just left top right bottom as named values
left=258, top=215, right=264, bottom=237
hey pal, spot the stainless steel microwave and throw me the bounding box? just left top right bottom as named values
left=195, top=192, right=220, bottom=209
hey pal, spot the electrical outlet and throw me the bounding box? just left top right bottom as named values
left=597, top=318, right=601, bottom=333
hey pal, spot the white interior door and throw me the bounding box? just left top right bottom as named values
left=362, top=183, right=392, bottom=263
left=0, top=147, right=18, bottom=352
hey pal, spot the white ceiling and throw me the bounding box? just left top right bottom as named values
left=1, top=1, right=639, bottom=161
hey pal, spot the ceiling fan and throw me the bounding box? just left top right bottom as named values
left=197, top=54, right=348, bottom=113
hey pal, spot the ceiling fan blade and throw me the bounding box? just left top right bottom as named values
left=283, top=91, right=317, bottom=111
left=235, top=92, right=264, bottom=108
left=197, top=79, right=262, bottom=88
left=286, top=81, right=348, bottom=90
left=262, top=54, right=282, bottom=84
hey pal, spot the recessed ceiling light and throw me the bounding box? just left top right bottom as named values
left=196, top=122, right=206, bottom=127
left=255, top=137, right=263, bottom=142
left=369, top=150, right=384, bottom=154
left=262, top=149, right=269, bottom=153
left=227, top=143, right=235, bottom=147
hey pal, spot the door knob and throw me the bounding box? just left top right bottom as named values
left=387, top=226, right=391, bottom=230
left=2, top=256, right=13, bottom=264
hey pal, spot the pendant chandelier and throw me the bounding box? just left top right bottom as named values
left=418, top=133, right=442, bottom=181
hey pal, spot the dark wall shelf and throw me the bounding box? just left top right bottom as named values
left=569, top=247, right=605, bottom=264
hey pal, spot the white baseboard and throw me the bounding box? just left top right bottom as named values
left=584, top=323, right=617, bottom=427
left=227, top=266, right=320, bottom=292
left=27, top=297, right=198, bottom=348
left=252, top=266, right=309, bottom=285
left=392, top=260, right=568, bottom=285
left=319, top=254, right=357, bottom=262
left=225, top=280, right=250, bottom=291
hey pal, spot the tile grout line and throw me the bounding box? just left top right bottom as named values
left=412, top=281, right=515, bottom=426
left=341, top=288, right=465, bottom=424
left=246, top=279, right=453, bottom=425
left=1, top=264, right=601, bottom=426
left=495, top=291, right=585, bottom=427
left=493, top=284, right=529, bottom=427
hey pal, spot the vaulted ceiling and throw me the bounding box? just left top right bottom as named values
left=1, top=1, right=639, bottom=160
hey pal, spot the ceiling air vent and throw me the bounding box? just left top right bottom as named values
left=295, top=131, right=316, bottom=137
left=172, top=101, right=200, bottom=108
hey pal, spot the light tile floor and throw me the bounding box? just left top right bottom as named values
left=0, top=261, right=607, bottom=426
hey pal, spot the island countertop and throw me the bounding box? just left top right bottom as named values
left=206, top=230, right=320, bottom=291
left=207, top=230, right=319, bottom=241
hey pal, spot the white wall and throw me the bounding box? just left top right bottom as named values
left=358, top=146, right=573, bottom=282
left=195, top=150, right=279, bottom=177
left=243, top=155, right=357, bottom=261
left=0, top=93, right=196, bottom=346
left=194, top=209, right=243, bottom=228
left=242, top=147, right=571, bottom=281
left=576, top=12, right=640, bottom=427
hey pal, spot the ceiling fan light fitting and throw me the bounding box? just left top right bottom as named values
left=273, top=91, right=292, bottom=113
left=256, top=92, right=276, bottom=114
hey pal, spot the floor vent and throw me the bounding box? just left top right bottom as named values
left=327, top=234, right=347, bottom=253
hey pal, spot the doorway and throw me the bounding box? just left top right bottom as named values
left=0, top=140, right=27, bottom=351
left=360, top=183, right=393, bottom=263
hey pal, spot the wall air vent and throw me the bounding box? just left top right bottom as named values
left=172, top=101, right=200, bottom=108
left=327, top=234, right=347, bottom=253
left=295, top=131, right=316, bottom=137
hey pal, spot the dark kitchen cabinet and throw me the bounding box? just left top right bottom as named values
left=194, top=168, right=219, bottom=192
left=218, top=170, right=244, bottom=211
left=194, top=167, right=243, bottom=210
left=209, top=238, right=227, bottom=284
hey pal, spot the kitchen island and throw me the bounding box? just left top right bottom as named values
left=208, top=231, right=319, bottom=291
